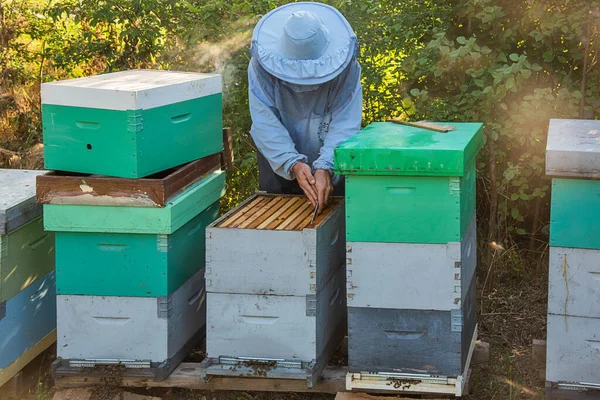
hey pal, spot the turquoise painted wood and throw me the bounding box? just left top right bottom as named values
left=41, top=70, right=223, bottom=178
left=0, top=270, right=56, bottom=369
left=56, top=202, right=218, bottom=297
left=335, top=122, right=484, bottom=176
left=44, top=170, right=225, bottom=234
left=0, top=217, right=55, bottom=303
left=42, top=96, right=223, bottom=178
left=345, top=160, right=476, bottom=243
left=550, top=178, right=600, bottom=249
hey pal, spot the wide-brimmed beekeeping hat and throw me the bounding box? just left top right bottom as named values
left=251, top=2, right=358, bottom=85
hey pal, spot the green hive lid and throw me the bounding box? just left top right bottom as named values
left=334, top=122, right=484, bottom=176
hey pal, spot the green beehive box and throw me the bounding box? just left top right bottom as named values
left=335, top=122, right=483, bottom=243
left=1, top=169, right=55, bottom=303
left=41, top=70, right=223, bottom=178
left=43, top=170, right=225, bottom=234
left=55, top=202, right=218, bottom=297
left=550, top=178, right=600, bottom=250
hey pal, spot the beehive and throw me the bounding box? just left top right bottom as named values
left=0, top=169, right=55, bottom=303
left=205, top=194, right=345, bottom=295
left=335, top=122, right=483, bottom=243
left=43, top=170, right=225, bottom=234
left=42, top=70, right=223, bottom=178
left=0, top=271, right=56, bottom=387
left=203, top=194, right=346, bottom=386
left=545, top=119, right=600, bottom=394
left=57, top=268, right=205, bottom=367
left=348, top=276, right=476, bottom=376
left=55, top=202, right=218, bottom=297
left=346, top=213, right=477, bottom=311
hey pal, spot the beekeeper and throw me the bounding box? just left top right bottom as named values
left=248, top=2, right=362, bottom=212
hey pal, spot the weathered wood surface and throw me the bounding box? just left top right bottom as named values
left=335, top=392, right=448, bottom=400
left=0, top=169, right=46, bottom=235
left=206, top=196, right=345, bottom=296
left=548, top=247, right=600, bottom=318
left=36, top=153, right=221, bottom=207
left=55, top=364, right=347, bottom=393
left=346, top=213, right=476, bottom=311
left=546, top=313, right=600, bottom=384
left=207, top=267, right=346, bottom=362
left=57, top=269, right=205, bottom=363
left=213, top=194, right=343, bottom=231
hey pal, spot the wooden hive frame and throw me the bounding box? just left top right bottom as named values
left=214, top=193, right=343, bottom=231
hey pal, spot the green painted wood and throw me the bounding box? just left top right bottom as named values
left=551, top=178, right=600, bottom=249
left=42, top=94, right=223, bottom=178
left=345, top=160, right=476, bottom=243
left=0, top=217, right=55, bottom=303
left=334, top=122, right=484, bottom=176
left=43, top=170, right=225, bottom=234
left=55, top=202, right=218, bottom=297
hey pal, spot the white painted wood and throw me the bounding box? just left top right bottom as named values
left=548, top=247, right=600, bottom=318
left=546, top=313, right=600, bottom=384
left=57, top=268, right=205, bottom=363
left=347, top=213, right=476, bottom=310
left=41, top=70, right=222, bottom=111
left=205, top=202, right=345, bottom=296
left=0, top=169, right=46, bottom=234
left=546, top=119, right=600, bottom=177
left=206, top=266, right=346, bottom=362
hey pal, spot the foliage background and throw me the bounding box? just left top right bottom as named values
left=4, top=0, right=598, bottom=245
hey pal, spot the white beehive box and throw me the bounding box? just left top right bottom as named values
left=546, top=119, right=600, bottom=177
left=548, top=246, right=600, bottom=318
left=202, top=194, right=346, bottom=387
left=546, top=313, right=600, bottom=385
left=205, top=194, right=345, bottom=295
left=57, top=268, right=205, bottom=366
left=346, top=213, right=476, bottom=310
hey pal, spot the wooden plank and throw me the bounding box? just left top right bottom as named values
left=55, top=364, right=347, bottom=393
left=36, top=154, right=221, bottom=207
left=219, top=197, right=265, bottom=228
left=276, top=201, right=313, bottom=230
left=256, top=197, right=302, bottom=229
left=335, top=392, right=448, bottom=400
left=243, top=197, right=285, bottom=229
left=267, top=197, right=306, bottom=229
left=0, top=330, right=56, bottom=388
left=281, top=202, right=314, bottom=230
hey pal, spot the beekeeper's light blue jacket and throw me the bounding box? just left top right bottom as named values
left=248, top=57, right=362, bottom=181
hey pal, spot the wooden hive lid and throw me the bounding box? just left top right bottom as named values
left=214, top=194, right=343, bottom=231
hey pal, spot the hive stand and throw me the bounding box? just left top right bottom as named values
left=344, top=325, right=477, bottom=397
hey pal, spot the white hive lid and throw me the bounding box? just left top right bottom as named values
left=546, top=119, right=600, bottom=177
left=41, top=69, right=222, bottom=111
left=0, top=169, right=47, bottom=235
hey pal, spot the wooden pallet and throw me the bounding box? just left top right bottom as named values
left=55, top=364, right=347, bottom=393
left=55, top=341, right=490, bottom=395
left=546, top=383, right=600, bottom=400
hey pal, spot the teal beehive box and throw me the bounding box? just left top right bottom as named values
left=41, top=70, right=223, bottom=178
left=0, top=169, right=55, bottom=303
left=547, top=119, right=600, bottom=249
left=55, top=202, right=219, bottom=297
left=45, top=170, right=225, bottom=297
left=334, top=122, right=484, bottom=243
